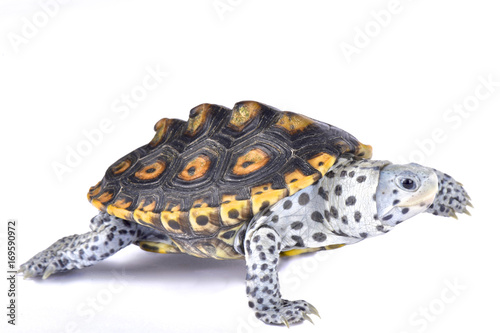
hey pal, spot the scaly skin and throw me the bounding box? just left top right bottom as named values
left=19, top=160, right=471, bottom=327
left=426, top=169, right=472, bottom=218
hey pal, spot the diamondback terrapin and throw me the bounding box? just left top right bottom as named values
left=20, top=101, right=471, bottom=326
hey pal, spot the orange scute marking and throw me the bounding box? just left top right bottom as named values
left=135, top=161, right=166, bottom=180
left=233, top=148, right=270, bottom=176
left=178, top=155, right=211, bottom=181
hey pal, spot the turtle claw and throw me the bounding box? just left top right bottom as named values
left=308, top=303, right=321, bottom=318
left=21, top=268, right=36, bottom=280
left=42, top=264, right=57, bottom=280
left=281, top=316, right=290, bottom=328
left=255, top=300, right=320, bottom=326
left=302, top=313, right=314, bottom=324
left=463, top=208, right=471, bottom=216
left=449, top=211, right=458, bottom=219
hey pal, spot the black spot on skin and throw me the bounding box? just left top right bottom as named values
left=356, top=175, right=367, bottom=183
left=311, top=211, right=324, bottom=223
left=253, top=235, right=261, bottom=243
left=271, top=215, right=279, bottom=223
left=402, top=208, right=409, bottom=214
left=348, top=171, right=355, bottom=177
left=259, top=252, right=266, bottom=260
left=345, top=196, right=357, bottom=206
left=283, top=200, right=292, bottom=210
left=268, top=246, right=275, bottom=254
left=393, top=189, right=398, bottom=194
left=291, top=235, right=305, bottom=247
left=118, top=229, right=128, bottom=235
left=341, top=216, right=348, bottom=224
left=312, top=232, right=327, bottom=242
left=267, top=233, right=276, bottom=241
left=228, top=209, right=239, bottom=219
left=373, top=194, right=377, bottom=201
left=330, top=206, right=339, bottom=219
left=360, top=232, right=368, bottom=238
left=107, top=233, right=114, bottom=241
left=298, top=193, right=310, bottom=205
left=340, top=171, right=347, bottom=177
left=196, top=215, right=209, bottom=226
left=393, top=200, right=400, bottom=206
left=248, top=301, right=255, bottom=308
left=90, top=245, right=98, bottom=251
left=93, top=236, right=99, bottom=242
left=291, top=221, right=303, bottom=230
left=354, top=211, right=362, bottom=222
left=324, top=209, right=331, bottom=222
left=334, top=185, right=342, bottom=196
left=326, top=170, right=335, bottom=178
left=382, top=214, right=393, bottom=221
left=318, top=187, right=329, bottom=201
left=376, top=225, right=384, bottom=231
left=119, top=239, right=124, bottom=247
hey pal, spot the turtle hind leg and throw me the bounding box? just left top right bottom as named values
left=19, top=212, right=152, bottom=279
left=426, top=169, right=472, bottom=218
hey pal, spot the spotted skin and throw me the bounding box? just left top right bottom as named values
left=235, top=158, right=469, bottom=325
left=426, top=169, right=472, bottom=218
left=19, top=101, right=471, bottom=327
left=237, top=159, right=393, bottom=325
left=19, top=212, right=161, bottom=279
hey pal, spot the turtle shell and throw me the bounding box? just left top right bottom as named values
left=87, top=101, right=372, bottom=259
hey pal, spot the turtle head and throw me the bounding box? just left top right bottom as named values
left=376, top=163, right=438, bottom=226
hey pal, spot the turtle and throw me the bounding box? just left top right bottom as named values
left=19, top=101, right=472, bottom=326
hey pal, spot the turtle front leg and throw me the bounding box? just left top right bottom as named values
left=244, top=226, right=319, bottom=327
left=426, top=169, right=472, bottom=218
left=19, top=212, right=149, bottom=279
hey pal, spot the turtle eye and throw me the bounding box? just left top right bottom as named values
left=396, top=176, right=419, bottom=191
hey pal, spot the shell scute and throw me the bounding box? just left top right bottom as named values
left=88, top=101, right=371, bottom=259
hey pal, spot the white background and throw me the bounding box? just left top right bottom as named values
left=1, top=1, right=499, bottom=332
